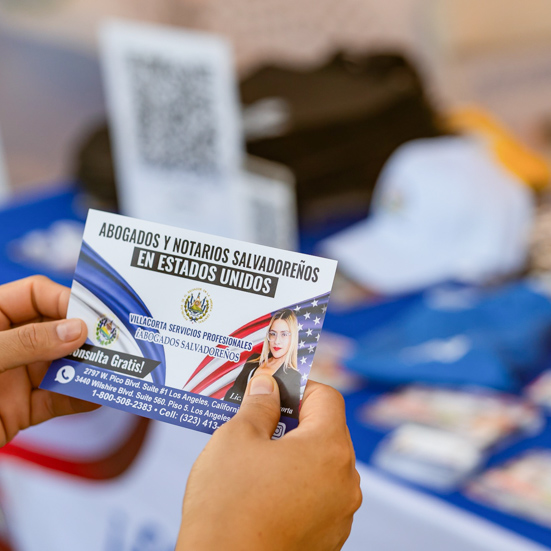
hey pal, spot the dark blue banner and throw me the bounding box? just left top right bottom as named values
left=42, top=358, right=298, bottom=437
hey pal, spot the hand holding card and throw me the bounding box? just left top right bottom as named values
left=178, top=378, right=361, bottom=551
left=0, top=276, right=99, bottom=446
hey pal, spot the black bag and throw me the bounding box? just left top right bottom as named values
left=241, top=52, right=444, bottom=225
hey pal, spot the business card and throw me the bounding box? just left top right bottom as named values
left=41, top=210, right=337, bottom=436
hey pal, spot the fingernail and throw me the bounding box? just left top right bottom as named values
left=56, top=319, right=83, bottom=342
left=249, top=375, right=275, bottom=395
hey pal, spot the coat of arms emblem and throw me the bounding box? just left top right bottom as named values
left=96, top=316, right=118, bottom=346
left=182, top=288, right=212, bottom=323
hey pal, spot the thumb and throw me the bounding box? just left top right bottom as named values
left=0, top=318, right=87, bottom=371
left=232, top=375, right=281, bottom=439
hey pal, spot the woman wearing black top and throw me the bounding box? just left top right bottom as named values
left=224, top=309, right=301, bottom=418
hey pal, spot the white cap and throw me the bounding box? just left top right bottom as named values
left=319, top=136, right=534, bottom=294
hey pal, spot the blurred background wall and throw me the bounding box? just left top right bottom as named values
left=2, top=0, right=551, bottom=194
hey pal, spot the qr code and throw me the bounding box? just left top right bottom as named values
left=271, top=422, right=286, bottom=440
left=127, top=55, right=219, bottom=174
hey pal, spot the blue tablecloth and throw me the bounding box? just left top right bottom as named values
left=0, top=184, right=85, bottom=287
left=343, top=386, right=551, bottom=547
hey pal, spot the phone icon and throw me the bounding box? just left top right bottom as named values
left=55, top=365, right=75, bottom=384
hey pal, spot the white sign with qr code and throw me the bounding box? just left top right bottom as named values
left=100, top=20, right=243, bottom=235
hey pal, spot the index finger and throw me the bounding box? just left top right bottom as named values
left=0, top=276, right=70, bottom=330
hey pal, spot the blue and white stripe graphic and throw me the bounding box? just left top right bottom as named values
left=72, top=241, right=166, bottom=385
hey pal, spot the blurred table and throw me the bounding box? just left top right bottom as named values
left=344, top=393, right=551, bottom=550
left=0, top=185, right=549, bottom=551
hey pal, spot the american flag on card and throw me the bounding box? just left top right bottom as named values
left=184, top=293, right=330, bottom=399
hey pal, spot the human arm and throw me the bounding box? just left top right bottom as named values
left=178, top=375, right=362, bottom=550
left=0, top=276, right=99, bottom=446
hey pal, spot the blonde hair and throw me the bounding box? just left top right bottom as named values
left=258, top=309, right=298, bottom=371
